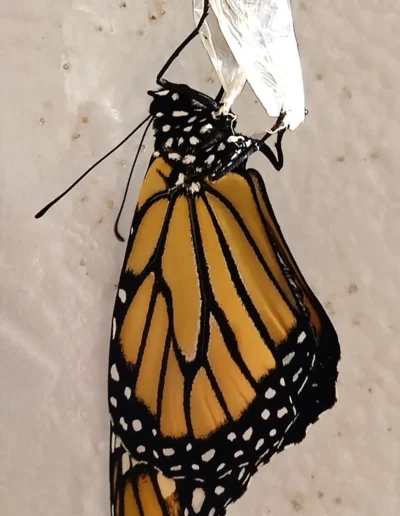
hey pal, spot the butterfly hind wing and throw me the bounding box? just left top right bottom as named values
left=246, top=168, right=340, bottom=447
left=110, top=425, right=234, bottom=516
left=110, top=427, right=184, bottom=516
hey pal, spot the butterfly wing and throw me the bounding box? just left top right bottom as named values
left=108, top=155, right=340, bottom=513
left=110, top=425, right=183, bottom=516
left=238, top=168, right=340, bottom=452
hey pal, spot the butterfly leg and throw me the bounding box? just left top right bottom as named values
left=258, top=128, right=286, bottom=172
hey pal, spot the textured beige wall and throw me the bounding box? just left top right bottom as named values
left=1, top=1, right=399, bottom=515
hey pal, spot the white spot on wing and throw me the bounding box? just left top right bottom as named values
left=162, top=125, right=171, bottom=132
left=283, top=352, right=295, bottom=366
left=265, top=388, right=276, bottom=399
left=255, top=438, right=264, bottom=450
left=298, top=377, right=308, bottom=394
left=238, top=468, right=246, bottom=481
left=201, top=449, right=215, bottom=462
left=112, top=318, right=117, bottom=339
left=110, top=397, right=117, bottom=407
left=227, top=432, right=236, bottom=441
left=293, top=368, right=303, bottom=382
left=243, top=427, right=253, bottom=441
left=173, top=110, right=188, bottom=116
left=192, top=488, right=205, bottom=513
left=189, top=136, right=200, bottom=145
left=288, top=395, right=296, bottom=415
left=234, top=450, right=243, bottom=458
left=137, top=445, right=145, bottom=453
left=165, top=137, right=173, bottom=148
left=205, top=154, right=215, bottom=165
left=124, top=387, right=131, bottom=399
left=269, top=428, right=277, bottom=437
left=132, top=419, right=142, bottom=431
left=118, top=289, right=126, bottom=303
left=119, top=417, right=128, bottom=431
left=219, top=469, right=233, bottom=479
left=215, top=486, right=225, bottom=495
left=277, top=407, right=289, bottom=418
left=172, top=93, right=179, bottom=101
left=110, top=364, right=119, bottom=381
left=171, top=465, right=182, bottom=471
left=261, top=409, right=270, bottom=420
left=168, top=153, right=181, bottom=161
left=163, top=448, right=175, bottom=456
left=297, top=331, right=306, bottom=343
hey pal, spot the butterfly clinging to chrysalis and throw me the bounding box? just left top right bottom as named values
left=107, top=82, right=339, bottom=516
left=35, top=2, right=340, bottom=515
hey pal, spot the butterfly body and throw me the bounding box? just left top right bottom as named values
left=108, top=85, right=340, bottom=515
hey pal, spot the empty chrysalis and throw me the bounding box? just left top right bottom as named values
left=193, top=0, right=306, bottom=130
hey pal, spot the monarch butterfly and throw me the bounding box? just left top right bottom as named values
left=35, top=5, right=340, bottom=516
left=106, top=82, right=339, bottom=515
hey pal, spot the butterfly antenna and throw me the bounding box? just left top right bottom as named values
left=113, top=116, right=154, bottom=242
left=156, top=0, right=210, bottom=85
left=35, top=115, right=153, bottom=219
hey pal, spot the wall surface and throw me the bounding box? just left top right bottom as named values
left=1, top=1, right=399, bottom=515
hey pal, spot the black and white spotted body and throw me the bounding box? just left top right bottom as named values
left=149, top=87, right=257, bottom=183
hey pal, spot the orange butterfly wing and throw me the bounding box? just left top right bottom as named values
left=108, top=155, right=339, bottom=514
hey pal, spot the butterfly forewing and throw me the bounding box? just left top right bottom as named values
left=109, top=158, right=338, bottom=468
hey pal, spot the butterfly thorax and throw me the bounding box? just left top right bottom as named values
left=148, top=86, right=256, bottom=182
